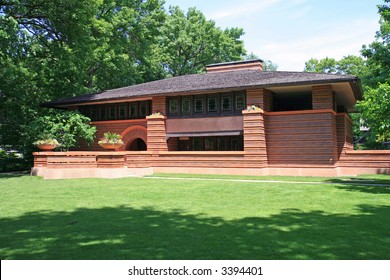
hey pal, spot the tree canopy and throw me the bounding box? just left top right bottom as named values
left=161, top=6, right=245, bottom=76
left=0, top=1, right=250, bottom=160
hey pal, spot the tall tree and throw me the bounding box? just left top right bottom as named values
left=0, top=0, right=166, bottom=155
left=361, top=0, right=390, bottom=87
left=355, top=83, right=390, bottom=144
left=359, top=0, right=390, bottom=145
left=304, top=55, right=367, bottom=77
left=160, top=6, right=246, bottom=76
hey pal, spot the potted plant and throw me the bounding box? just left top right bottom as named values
left=245, top=105, right=263, bottom=112
left=146, top=111, right=166, bottom=119
left=98, top=132, right=124, bottom=150
left=33, top=135, right=60, bottom=151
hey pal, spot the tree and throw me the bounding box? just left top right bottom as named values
left=355, top=83, right=390, bottom=145
left=358, top=0, right=390, bottom=145
left=0, top=1, right=250, bottom=160
left=361, top=0, right=390, bottom=87
left=160, top=6, right=246, bottom=76
left=0, top=0, right=166, bottom=156
left=245, top=52, right=278, bottom=71
left=26, top=110, right=96, bottom=152
left=304, top=55, right=367, bottom=77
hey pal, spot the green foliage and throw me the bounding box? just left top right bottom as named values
left=356, top=83, right=390, bottom=144
left=0, top=149, right=29, bottom=172
left=161, top=6, right=246, bottom=76
left=0, top=1, right=248, bottom=159
left=245, top=52, right=278, bottom=71
left=361, top=0, right=390, bottom=87
left=26, top=111, right=96, bottom=151
left=304, top=55, right=367, bottom=77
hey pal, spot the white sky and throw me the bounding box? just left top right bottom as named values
left=164, top=0, right=381, bottom=71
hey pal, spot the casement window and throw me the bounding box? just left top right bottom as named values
left=193, top=138, right=203, bottom=151
left=118, top=105, right=127, bottom=119
left=207, top=96, right=218, bottom=113
left=194, top=98, right=204, bottom=114
left=108, top=106, right=116, bottom=120
left=169, top=98, right=179, bottom=115
left=139, top=102, right=149, bottom=117
left=235, top=92, right=246, bottom=111
left=205, top=138, right=215, bottom=151
left=167, top=91, right=246, bottom=118
left=177, top=136, right=244, bottom=151
left=231, top=137, right=242, bottom=151
left=78, top=100, right=151, bottom=121
left=129, top=104, right=138, bottom=118
left=221, top=94, right=232, bottom=112
left=99, top=107, right=107, bottom=120
left=182, top=97, right=191, bottom=115
left=217, top=137, right=228, bottom=151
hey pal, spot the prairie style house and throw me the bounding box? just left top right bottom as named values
left=32, top=60, right=390, bottom=178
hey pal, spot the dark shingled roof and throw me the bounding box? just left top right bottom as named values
left=44, top=70, right=362, bottom=107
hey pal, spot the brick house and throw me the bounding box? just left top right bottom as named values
left=32, top=60, right=390, bottom=178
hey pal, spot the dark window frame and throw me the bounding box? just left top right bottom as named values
left=108, top=106, right=117, bottom=120
left=167, top=91, right=246, bottom=118
left=194, top=95, right=205, bottom=115
left=78, top=100, right=151, bottom=121
left=99, top=106, right=107, bottom=120
left=128, top=103, right=138, bottom=119
left=207, top=94, right=219, bottom=115
left=168, top=98, right=180, bottom=116
left=177, top=135, right=244, bottom=151
left=181, top=96, right=192, bottom=115
left=139, top=101, right=150, bottom=117
left=118, top=104, right=127, bottom=119
left=235, top=92, right=246, bottom=112
left=221, top=93, right=233, bottom=113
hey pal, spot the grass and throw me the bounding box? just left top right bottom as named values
left=0, top=173, right=389, bottom=260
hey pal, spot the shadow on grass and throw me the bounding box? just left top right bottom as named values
left=0, top=204, right=389, bottom=260
left=0, top=172, right=29, bottom=179
left=326, top=176, right=390, bottom=194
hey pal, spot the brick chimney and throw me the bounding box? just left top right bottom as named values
left=206, top=59, right=263, bottom=73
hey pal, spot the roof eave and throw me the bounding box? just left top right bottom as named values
left=41, top=76, right=361, bottom=108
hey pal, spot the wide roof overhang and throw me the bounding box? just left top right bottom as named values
left=42, top=70, right=363, bottom=111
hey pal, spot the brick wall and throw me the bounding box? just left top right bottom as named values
left=78, top=120, right=147, bottom=151
left=152, top=96, right=167, bottom=115
left=312, top=85, right=335, bottom=110
left=146, top=116, right=168, bottom=152
left=266, top=110, right=338, bottom=165
left=336, top=113, right=354, bottom=157
left=246, top=88, right=273, bottom=112
left=242, top=110, right=268, bottom=167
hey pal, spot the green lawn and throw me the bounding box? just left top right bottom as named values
left=0, top=173, right=389, bottom=260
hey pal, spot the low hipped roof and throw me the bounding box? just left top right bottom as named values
left=43, top=70, right=362, bottom=108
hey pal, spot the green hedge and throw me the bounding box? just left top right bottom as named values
left=0, top=150, right=31, bottom=172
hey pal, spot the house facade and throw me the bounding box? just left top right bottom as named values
left=32, top=60, right=390, bottom=178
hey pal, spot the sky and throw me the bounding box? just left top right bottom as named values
left=164, top=0, right=381, bottom=71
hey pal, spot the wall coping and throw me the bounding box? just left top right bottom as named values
left=345, top=150, right=390, bottom=155
left=146, top=115, right=167, bottom=120
left=91, top=119, right=147, bottom=125
left=265, top=109, right=336, bottom=116
left=158, top=151, right=245, bottom=156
